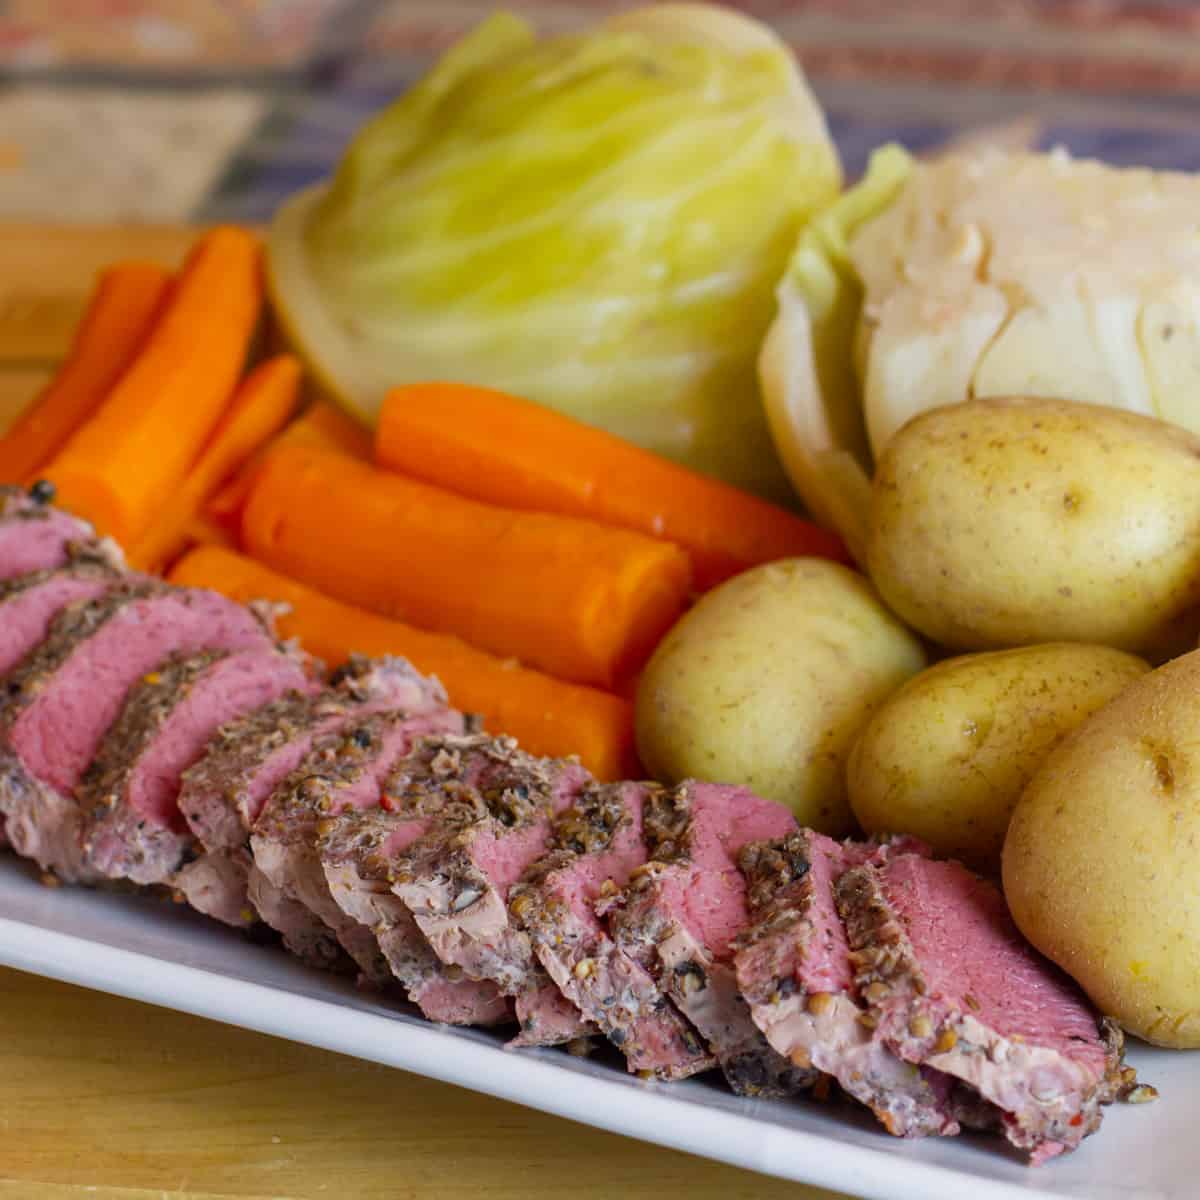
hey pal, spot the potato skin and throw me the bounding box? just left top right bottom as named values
left=867, top=397, right=1200, bottom=657
left=848, top=643, right=1148, bottom=872
left=1003, top=648, right=1200, bottom=1047
left=635, top=558, right=925, bottom=834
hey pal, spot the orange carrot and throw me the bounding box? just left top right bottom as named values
left=293, top=400, right=373, bottom=459
left=126, top=355, right=301, bottom=574
left=205, top=399, right=371, bottom=531
left=168, top=546, right=638, bottom=779
left=183, top=512, right=237, bottom=552
left=376, top=382, right=851, bottom=589
left=241, top=444, right=692, bottom=689
left=0, top=262, right=171, bottom=484
left=42, top=226, right=263, bottom=544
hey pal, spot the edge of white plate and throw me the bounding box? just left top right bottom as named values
left=0, top=914, right=1075, bottom=1200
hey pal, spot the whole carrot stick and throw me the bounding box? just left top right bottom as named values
left=0, top=262, right=171, bottom=484
left=205, top=399, right=371, bottom=532
left=168, top=546, right=639, bottom=779
left=127, top=355, right=301, bottom=574
left=42, top=226, right=263, bottom=544
left=183, top=512, right=237, bottom=552
left=291, top=399, right=373, bottom=458
left=376, top=382, right=850, bottom=590
left=241, top=444, right=692, bottom=689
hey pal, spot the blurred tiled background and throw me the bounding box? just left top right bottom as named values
left=4, top=0, right=1200, bottom=223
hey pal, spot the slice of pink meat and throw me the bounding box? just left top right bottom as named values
left=380, top=735, right=595, bottom=1045
left=77, top=646, right=317, bottom=885
left=0, top=485, right=126, bottom=849
left=606, top=781, right=807, bottom=1096
left=180, top=656, right=446, bottom=855
left=320, top=806, right=511, bottom=1026
left=248, top=705, right=464, bottom=975
left=174, top=657, right=442, bottom=928
left=0, top=583, right=275, bottom=882
left=0, top=486, right=110, bottom=581
left=0, top=565, right=119, bottom=676
left=838, top=854, right=1133, bottom=1163
left=733, top=830, right=967, bottom=1135
left=511, top=781, right=712, bottom=1075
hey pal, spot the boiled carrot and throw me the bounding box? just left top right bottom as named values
left=183, top=512, right=237, bottom=552
left=127, top=355, right=301, bottom=574
left=241, top=444, right=692, bottom=689
left=168, top=546, right=638, bottom=779
left=0, top=262, right=171, bottom=484
left=289, top=399, right=373, bottom=459
left=43, top=226, right=263, bottom=544
left=376, top=382, right=850, bottom=589
left=205, top=399, right=371, bottom=531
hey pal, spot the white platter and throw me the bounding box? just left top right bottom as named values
left=0, top=854, right=1186, bottom=1200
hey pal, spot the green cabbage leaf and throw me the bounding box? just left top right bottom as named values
left=759, top=144, right=913, bottom=558
left=268, top=5, right=842, bottom=501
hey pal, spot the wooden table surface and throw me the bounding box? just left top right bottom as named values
left=0, top=224, right=851, bottom=1200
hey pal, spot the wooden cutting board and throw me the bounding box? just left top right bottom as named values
left=0, top=223, right=848, bottom=1200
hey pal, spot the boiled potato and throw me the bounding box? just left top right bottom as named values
left=635, top=558, right=925, bottom=834
left=1003, top=648, right=1200, bottom=1047
left=848, top=643, right=1148, bottom=872
left=867, top=397, right=1200, bottom=657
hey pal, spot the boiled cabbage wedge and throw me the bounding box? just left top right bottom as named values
left=762, top=145, right=1200, bottom=558
left=269, top=5, right=842, bottom=502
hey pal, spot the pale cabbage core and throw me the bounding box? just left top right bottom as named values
left=762, top=146, right=1200, bottom=556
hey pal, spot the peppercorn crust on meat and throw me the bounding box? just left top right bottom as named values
left=0, top=483, right=1155, bottom=1161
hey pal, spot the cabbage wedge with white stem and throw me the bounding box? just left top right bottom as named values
left=761, top=145, right=1200, bottom=559
left=268, top=4, right=842, bottom=502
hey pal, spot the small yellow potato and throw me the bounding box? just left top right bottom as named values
left=848, top=643, right=1148, bottom=872
left=1003, top=647, right=1200, bottom=1046
left=635, top=558, right=926, bottom=834
left=867, top=397, right=1200, bottom=658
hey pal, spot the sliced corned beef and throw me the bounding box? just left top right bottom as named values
left=248, top=705, right=463, bottom=975
left=733, top=831, right=970, bottom=1136
left=0, top=563, right=120, bottom=676
left=179, top=689, right=336, bottom=857
left=174, top=687, right=333, bottom=928
left=603, top=782, right=809, bottom=1097
left=174, top=656, right=440, bottom=927
left=512, top=983, right=595, bottom=1049
left=76, top=646, right=316, bottom=885
left=172, top=845, right=257, bottom=928
left=382, top=735, right=596, bottom=1038
left=317, top=734, right=591, bottom=1039
left=0, top=485, right=120, bottom=580
left=181, top=656, right=444, bottom=855
left=320, top=806, right=511, bottom=1026
left=0, top=541, right=121, bottom=851
left=0, top=582, right=274, bottom=882
left=510, top=781, right=713, bottom=1075
left=836, top=854, right=1133, bottom=1162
